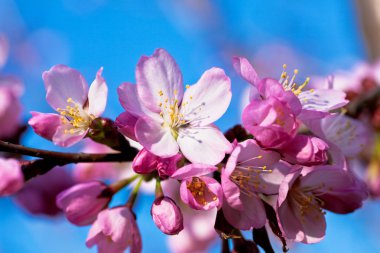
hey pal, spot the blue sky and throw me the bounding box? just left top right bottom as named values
left=0, top=0, right=378, bottom=252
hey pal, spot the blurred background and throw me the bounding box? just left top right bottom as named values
left=0, top=0, right=380, bottom=252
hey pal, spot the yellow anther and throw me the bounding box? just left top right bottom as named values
left=190, top=96, right=193, bottom=100
left=174, top=89, right=178, bottom=95
left=283, top=64, right=287, bottom=69
left=186, top=84, right=190, bottom=89
left=294, top=69, right=299, bottom=75
left=158, top=90, right=164, bottom=96
left=67, top=97, right=74, bottom=103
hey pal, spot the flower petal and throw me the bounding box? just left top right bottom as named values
left=28, top=111, right=62, bottom=140
left=181, top=67, right=231, bottom=126
left=118, top=82, right=154, bottom=118
left=298, top=89, right=348, bottom=112
left=136, top=48, right=183, bottom=113
left=43, top=64, right=88, bottom=110
left=177, top=125, right=232, bottom=165
left=88, top=67, right=108, bottom=117
left=115, top=111, right=139, bottom=141
left=171, top=164, right=217, bottom=180
left=135, top=117, right=179, bottom=157
left=232, top=57, right=260, bottom=87
left=52, top=124, right=87, bottom=147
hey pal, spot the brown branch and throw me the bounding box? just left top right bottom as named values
left=0, top=140, right=138, bottom=163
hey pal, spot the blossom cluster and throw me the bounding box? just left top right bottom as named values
left=0, top=45, right=372, bottom=253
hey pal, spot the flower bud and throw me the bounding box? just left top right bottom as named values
left=133, top=148, right=158, bottom=174
left=0, top=158, right=23, bottom=196
left=151, top=196, right=184, bottom=235
left=281, top=135, right=329, bottom=166
left=56, top=181, right=111, bottom=226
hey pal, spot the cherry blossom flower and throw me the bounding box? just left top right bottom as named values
left=56, top=181, right=111, bottom=226
left=117, top=48, right=232, bottom=165
left=221, top=139, right=289, bottom=229
left=0, top=158, right=23, bottom=196
left=234, top=57, right=348, bottom=120
left=171, top=164, right=223, bottom=210
left=277, top=165, right=368, bottom=244
left=162, top=179, right=218, bottom=253
left=29, top=64, right=107, bottom=147
left=86, top=206, right=142, bottom=253
left=151, top=196, right=184, bottom=235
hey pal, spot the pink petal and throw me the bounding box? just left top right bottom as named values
left=87, top=67, right=108, bottom=117
left=180, top=67, right=231, bottom=126
left=298, top=89, right=348, bottom=112
left=43, top=64, right=88, bottom=110
left=115, top=111, right=139, bottom=141
left=136, top=48, right=183, bottom=113
left=117, top=82, right=153, bottom=118
left=221, top=167, right=243, bottom=210
left=52, top=124, right=87, bottom=147
left=28, top=112, right=62, bottom=140
left=177, top=125, right=232, bottom=165
left=171, top=164, right=217, bottom=180
left=135, top=117, right=179, bottom=157
left=232, top=56, right=260, bottom=86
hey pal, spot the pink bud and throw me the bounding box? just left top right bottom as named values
left=281, top=135, right=329, bottom=166
left=151, top=197, right=184, bottom=235
left=133, top=148, right=158, bottom=174
left=0, top=158, right=23, bottom=196
left=56, top=181, right=111, bottom=226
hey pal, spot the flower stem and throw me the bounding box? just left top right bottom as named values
left=109, top=175, right=140, bottom=193
left=126, top=177, right=143, bottom=209
left=155, top=178, right=164, bottom=199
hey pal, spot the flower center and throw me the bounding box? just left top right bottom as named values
left=57, top=97, right=94, bottom=134
left=157, top=88, right=205, bottom=139
left=290, top=181, right=326, bottom=222
left=230, top=155, right=271, bottom=197
left=187, top=177, right=217, bottom=206
left=279, top=64, right=312, bottom=96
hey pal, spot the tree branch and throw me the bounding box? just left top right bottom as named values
left=0, top=140, right=138, bottom=163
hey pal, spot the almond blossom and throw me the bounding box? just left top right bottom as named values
left=0, top=158, right=24, bottom=196
left=29, top=64, right=108, bottom=147
left=117, top=49, right=232, bottom=165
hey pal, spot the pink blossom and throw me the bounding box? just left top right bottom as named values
left=162, top=179, right=218, bottom=253
left=234, top=57, right=348, bottom=120
left=73, top=140, right=121, bottom=182
left=0, top=158, right=23, bottom=196
left=15, top=168, right=74, bottom=216
left=117, top=49, right=232, bottom=165
left=151, top=196, right=184, bottom=235
left=29, top=65, right=108, bottom=147
left=280, top=135, right=329, bottom=166
left=277, top=165, right=368, bottom=244
left=304, top=113, right=370, bottom=158
left=221, top=139, right=289, bottom=230
left=56, top=181, right=111, bottom=226
left=133, top=148, right=182, bottom=177
left=0, top=77, right=23, bottom=139
left=86, top=206, right=142, bottom=253
left=242, top=96, right=299, bottom=148
left=171, top=164, right=223, bottom=210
